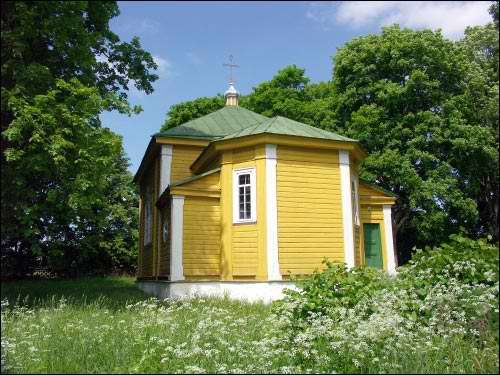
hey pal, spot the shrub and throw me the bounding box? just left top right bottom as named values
left=275, top=261, right=391, bottom=322
left=398, top=234, right=499, bottom=288
left=270, top=236, right=499, bottom=373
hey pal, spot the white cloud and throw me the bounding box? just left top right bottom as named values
left=152, top=55, right=171, bottom=78
left=307, top=1, right=492, bottom=39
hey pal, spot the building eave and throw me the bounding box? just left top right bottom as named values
left=134, top=136, right=212, bottom=185
left=133, top=137, right=158, bottom=184
left=190, top=133, right=367, bottom=174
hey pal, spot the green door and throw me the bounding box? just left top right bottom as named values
left=363, top=224, right=383, bottom=269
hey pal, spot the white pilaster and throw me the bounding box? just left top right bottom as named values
left=339, top=150, right=355, bottom=269
left=383, top=205, right=397, bottom=275
left=265, top=144, right=281, bottom=280
left=170, top=195, right=185, bottom=281
left=160, top=144, right=173, bottom=196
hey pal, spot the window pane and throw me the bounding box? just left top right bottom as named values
left=235, top=172, right=254, bottom=222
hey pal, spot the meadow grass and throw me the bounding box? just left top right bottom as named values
left=1, top=276, right=498, bottom=373
left=0, top=276, right=146, bottom=309
left=1, top=277, right=275, bottom=373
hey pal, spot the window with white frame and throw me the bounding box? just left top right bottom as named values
left=143, top=185, right=153, bottom=246
left=233, top=168, right=256, bottom=223
left=351, top=178, right=360, bottom=226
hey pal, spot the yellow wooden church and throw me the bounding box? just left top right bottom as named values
left=134, top=81, right=397, bottom=302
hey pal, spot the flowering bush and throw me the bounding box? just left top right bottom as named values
left=275, top=262, right=391, bottom=322
left=399, top=234, right=499, bottom=287
left=269, top=235, right=499, bottom=373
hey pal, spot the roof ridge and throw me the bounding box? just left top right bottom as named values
left=264, top=116, right=279, bottom=132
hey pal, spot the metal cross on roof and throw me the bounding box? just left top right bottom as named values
left=223, top=55, right=239, bottom=84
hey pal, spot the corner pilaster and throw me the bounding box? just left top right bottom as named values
left=265, top=144, right=281, bottom=280
left=339, top=150, right=355, bottom=269
left=220, top=152, right=234, bottom=280
left=170, top=195, right=185, bottom=281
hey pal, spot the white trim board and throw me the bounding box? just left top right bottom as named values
left=160, top=144, right=173, bottom=196
left=339, top=150, right=355, bottom=269
left=383, top=205, right=397, bottom=275
left=170, top=195, right=185, bottom=281
left=265, top=144, right=281, bottom=280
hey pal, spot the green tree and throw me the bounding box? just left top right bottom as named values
left=2, top=80, right=140, bottom=276
left=162, top=96, right=225, bottom=130
left=1, top=1, right=157, bottom=115
left=1, top=1, right=156, bottom=277
left=456, top=21, right=499, bottom=240
left=331, top=25, right=498, bottom=261
left=161, top=65, right=335, bottom=132
left=490, top=1, right=499, bottom=29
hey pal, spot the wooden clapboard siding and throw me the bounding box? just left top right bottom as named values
left=232, top=146, right=255, bottom=164
left=359, top=183, right=388, bottom=197
left=232, top=223, right=258, bottom=276
left=139, top=164, right=155, bottom=277
left=153, top=157, right=160, bottom=276
left=181, top=172, right=220, bottom=190
left=231, top=148, right=258, bottom=277
left=354, top=225, right=361, bottom=266
left=183, top=196, right=221, bottom=277
left=142, top=244, right=153, bottom=276
left=277, top=145, right=344, bottom=275
left=158, top=204, right=171, bottom=277
left=171, top=145, right=205, bottom=183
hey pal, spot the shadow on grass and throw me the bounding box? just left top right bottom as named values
left=0, top=276, right=148, bottom=310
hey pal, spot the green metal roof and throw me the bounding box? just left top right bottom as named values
left=155, top=106, right=269, bottom=139
left=218, top=116, right=356, bottom=142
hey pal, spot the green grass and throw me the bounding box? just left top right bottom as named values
left=1, top=277, right=274, bottom=374
left=1, top=276, right=146, bottom=309
left=1, top=277, right=498, bottom=373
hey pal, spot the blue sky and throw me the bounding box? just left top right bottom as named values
left=100, top=1, right=492, bottom=173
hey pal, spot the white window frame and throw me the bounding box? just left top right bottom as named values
left=351, top=176, right=360, bottom=227
left=233, top=168, right=257, bottom=224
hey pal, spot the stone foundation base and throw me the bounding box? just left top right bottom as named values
left=136, top=280, right=298, bottom=303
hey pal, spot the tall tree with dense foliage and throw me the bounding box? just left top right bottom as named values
left=331, top=24, right=498, bottom=261
left=1, top=1, right=157, bottom=277
left=457, top=19, right=499, bottom=241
